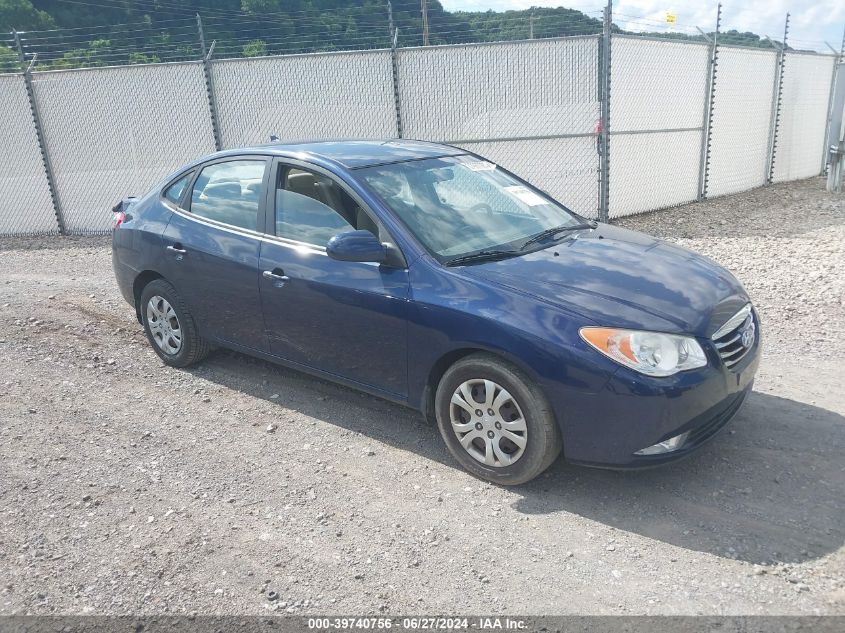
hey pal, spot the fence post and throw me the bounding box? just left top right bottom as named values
left=766, top=13, right=790, bottom=184
left=697, top=3, right=721, bottom=201
left=197, top=14, right=223, bottom=151
left=14, top=31, right=66, bottom=235
left=820, top=27, right=845, bottom=173
left=598, top=0, right=612, bottom=223
left=387, top=1, right=403, bottom=138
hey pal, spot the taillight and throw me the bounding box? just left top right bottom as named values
left=113, top=211, right=126, bottom=229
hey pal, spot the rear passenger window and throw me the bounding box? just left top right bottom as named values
left=190, top=160, right=265, bottom=231
left=163, top=173, right=191, bottom=206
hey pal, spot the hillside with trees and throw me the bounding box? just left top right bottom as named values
left=0, top=0, right=783, bottom=72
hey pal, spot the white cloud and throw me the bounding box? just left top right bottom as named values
left=440, top=0, right=845, bottom=49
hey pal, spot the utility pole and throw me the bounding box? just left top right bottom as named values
left=840, top=23, right=845, bottom=56
left=840, top=23, right=844, bottom=57
left=529, top=11, right=535, bottom=39
left=12, top=29, right=24, bottom=66
left=421, top=0, right=430, bottom=46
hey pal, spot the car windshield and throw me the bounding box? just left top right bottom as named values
left=358, top=155, right=584, bottom=263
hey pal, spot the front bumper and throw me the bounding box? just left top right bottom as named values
left=549, top=333, right=761, bottom=468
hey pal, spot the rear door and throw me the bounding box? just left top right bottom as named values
left=160, top=156, right=270, bottom=352
left=258, top=159, right=410, bottom=398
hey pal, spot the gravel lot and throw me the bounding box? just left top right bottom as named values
left=1, top=177, right=843, bottom=616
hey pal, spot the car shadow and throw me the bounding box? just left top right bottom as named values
left=190, top=349, right=844, bottom=566
left=513, top=391, right=845, bottom=565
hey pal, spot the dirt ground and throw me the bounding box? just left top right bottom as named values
left=1, top=178, right=843, bottom=616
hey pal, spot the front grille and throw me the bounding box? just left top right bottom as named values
left=711, top=303, right=756, bottom=369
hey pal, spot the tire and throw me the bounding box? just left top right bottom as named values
left=434, top=352, right=562, bottom=485
left=139, top=278, right=211, bottom=367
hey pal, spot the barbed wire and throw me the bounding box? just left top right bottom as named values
left=7, top=14, right=604, bottom=61
left=1, top=2, right=837, bottom=72
left=18, top=16, right=202, bottom=35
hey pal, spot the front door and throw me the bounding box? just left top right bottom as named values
left=258, top=161, right=410, bottom=398
left=161, top=157, right=270, bottom=352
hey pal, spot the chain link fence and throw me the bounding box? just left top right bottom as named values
left=0, top=74, right=57, bottom=235
left=396, top=37, right=600, bottom=217
left=29, top=62, right=216, bottom=233
left=707, top=46, right=779, bottom=198
left=0, top=13, right=841, bottom=235
left=772, top=52, right=838, bottom=182
left=212, top=50, right=398, bottom=148
left=608, top=36, right=711, bottom=218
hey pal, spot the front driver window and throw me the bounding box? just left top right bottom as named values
left=190, top=160, right=265, bottom=231
left=275, top=167, right=381, bottom=247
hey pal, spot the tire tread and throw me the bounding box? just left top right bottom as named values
left=140, top=279, right=210, bottom=367
left=435, top=352, right=562, bottom=485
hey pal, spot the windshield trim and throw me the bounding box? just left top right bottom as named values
left=348, top=152, right=471, bottom=171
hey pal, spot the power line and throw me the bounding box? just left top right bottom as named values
left=420, top=0, right=429, bottom=46
left=19, top=16, right=198, bottom=35
left=16, top=12, right=603, bottom=46
left=49, top=0, right=381, bottom=22
left=12, top=0, right=753, bottom=71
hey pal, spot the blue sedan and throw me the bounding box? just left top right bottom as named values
left=112, top=140, right=760, bottom=485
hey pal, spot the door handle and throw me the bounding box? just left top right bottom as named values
left=166, top=244, right=187, bottom=254
left=263, top=269, right=290, bottom=282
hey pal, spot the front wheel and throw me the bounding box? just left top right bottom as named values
left=140, top=279, right=211, bottom=367
left=434, top=353, right=562, bottom=485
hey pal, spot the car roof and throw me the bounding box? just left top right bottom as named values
left=228, top=139, right=467, bottom=169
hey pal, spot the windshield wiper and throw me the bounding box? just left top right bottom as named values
left=519, top=222, right=596, bottom=251
left=445, top=249, right=521, bottom=267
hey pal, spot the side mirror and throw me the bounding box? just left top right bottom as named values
left=326, top=230, right=388, bottom=264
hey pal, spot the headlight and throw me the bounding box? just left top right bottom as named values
left=579, top=327, right=707, bottom=377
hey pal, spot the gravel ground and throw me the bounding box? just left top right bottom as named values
left=0, top=177, right=843, bottom=616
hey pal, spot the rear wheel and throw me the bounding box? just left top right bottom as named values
left=140, top=279, right=210, bottom=367
left=434, top=353, right=562, bottom=485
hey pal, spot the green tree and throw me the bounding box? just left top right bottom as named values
left=86, top=37, right=111, bottom=65
left=128, top=51, right=160, bottom=64
left=13, top=0, right=781, bottom=70
left=49, top=48, right=88, bottom=69
left=0, top=43, right=19, bottom=72
left=241, top=0, right=281, bottom=14
left=719, top=29, right=781, bottom=49
left=242, top=39, right=267, bottom=57
left=0, top=0, right=55, bottom=31
left=46, top=38, right=111, bottom=68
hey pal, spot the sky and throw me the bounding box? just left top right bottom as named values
left=440, top=0, right=845, bottom=51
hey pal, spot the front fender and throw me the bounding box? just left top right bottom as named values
left=406, top=258, right=618, bottom=417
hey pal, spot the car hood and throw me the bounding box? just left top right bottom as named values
left=458, top=223, right=749, bottom=336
